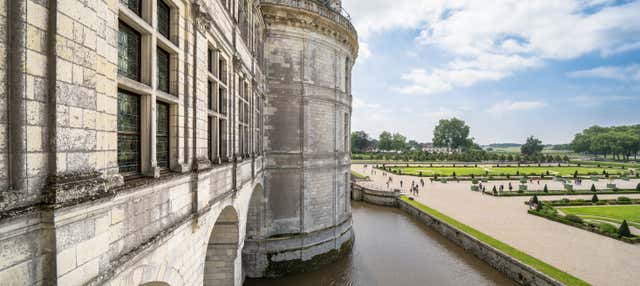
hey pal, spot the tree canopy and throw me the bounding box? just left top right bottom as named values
left=521, top=136, right=543, bottom=156
left=571, top=125, right=640, bottom=160
left=433, top=118, right=473, bottom=151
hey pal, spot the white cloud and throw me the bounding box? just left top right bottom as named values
left=568, top=95, right=640, bottom=107
left=567, top=64, right=640, bottom=81
left=358, top=41, right=372, bottom=60
left=344, top=0, right=640, bottom=95
left=487, top=100, right=546, bottom=113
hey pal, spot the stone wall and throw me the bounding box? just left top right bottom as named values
left=351, top=183, right=399, bottom=207
left=398, top=199, right=563, bottom=286
left=248, top=0, right=358, bottom=277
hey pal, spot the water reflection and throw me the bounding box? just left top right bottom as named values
left=244, top=202, right=515, bottom=286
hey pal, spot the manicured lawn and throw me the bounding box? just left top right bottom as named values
left=560, top=205, right=640, bottom=228
left=389, top=167, right=485, bottom=176
left=400, top=196, right=589, bottom=286
left=350, top=170, right=368, bottom=180
left=488, top=167, right=625, bottom=176
left=387, top=166, right=626, bottom=177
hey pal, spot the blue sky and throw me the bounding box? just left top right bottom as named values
left=343, top=0, right=640, bottom=145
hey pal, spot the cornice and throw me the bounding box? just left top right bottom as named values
left=260, top=0, right=359, bottom=57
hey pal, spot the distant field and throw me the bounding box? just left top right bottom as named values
left=560, top=205, right=640, bottom=229
left=387, top=166, right=628, bottom=177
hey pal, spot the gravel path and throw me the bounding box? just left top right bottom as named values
left=353, top=164, right=640, bottom=286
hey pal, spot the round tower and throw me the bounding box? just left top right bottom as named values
left=243, top=0, right=358, bottom=278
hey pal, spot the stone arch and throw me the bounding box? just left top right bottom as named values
left=245, top=183, right=264, bottom=239
left=242, top=184, right=265, bottom=278
left=204, top=206, right=239, bottom=286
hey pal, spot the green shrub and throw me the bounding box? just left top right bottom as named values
left=565, top=214, right=583, bottom=224
left=618, top=197, right=631, bottom=202
left=543, top=184, right=548, bottom=193
left=637, top=183, right=640, bottom=191
left=618, top=220, right=632, bottom=237
left=590, top=184, right=596, bottom=192
left=598, top=223, right=617, bottom=235
left=591, top=194, right=599, bottom=203
left=452, top=171, right=457, bottom=177
left=531, top=195, right=539, bottom=205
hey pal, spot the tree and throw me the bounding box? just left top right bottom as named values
left=591, top=184, right=597, bottom=192
left=618, top=220, right=631, bottom=237
left=592, top=194, right=599, bottom=203
left=521, top=136, right=543, bottom=156
left=378, top=131, right=393, bottom=151
left=391, top=133, right=407, bottom=150
left=407, top=140, right=421, bottom=150
left=351, top=130, right=372, bottom=152
left=433, top=118, right=473, bottom=152
left=543, top=184, right=548, bottom=193
left=531, top=195, right=539, bottom=205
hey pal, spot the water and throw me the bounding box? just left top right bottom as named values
left=244, top=202, right=515, bottom=286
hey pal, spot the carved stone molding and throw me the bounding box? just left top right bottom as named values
left=260, top=0, right=359, bottom=56
left=44, top=171, right=115, bottom=208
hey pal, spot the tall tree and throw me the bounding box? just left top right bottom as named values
left=391, top=133, right=407, bottom=150
left=433, top=118, right=472, bottom=152
left=351, top=131, right=371, bottom=152
left=378, top=131, right=393, bottom=151
left=521, top=136, right=543, bottom=156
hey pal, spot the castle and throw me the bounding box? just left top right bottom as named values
left=0, top=0, right=357, bottom=284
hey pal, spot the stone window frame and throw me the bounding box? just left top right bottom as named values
left=238, top=77, right=251, bottom=159
left=117, top=0, right=184, bottom=179
left=252, top=92, right=261, bottom=155
left=343, top=112, right=349, bottom=152
left=206, top=41, right=231, bottom=165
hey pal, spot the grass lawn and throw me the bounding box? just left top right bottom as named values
left=400, top=196, right=589, bottom=286
left=387, top=166, right=627, bottom=177
left=350, top=170, right=368, bottom=180
left=560, top=205, right=640, bottom=228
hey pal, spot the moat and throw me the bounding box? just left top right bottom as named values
left=245, top=201, right=515, bottom=286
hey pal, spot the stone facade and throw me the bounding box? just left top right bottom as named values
left=0, top=0, right=357, bottom=285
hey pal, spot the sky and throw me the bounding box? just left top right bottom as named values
left=342, top=0, right=640, bottom=145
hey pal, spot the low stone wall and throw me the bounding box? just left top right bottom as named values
left=398, top=199, right=562, bottom=286
left=351, top=184, right=398, bottom=207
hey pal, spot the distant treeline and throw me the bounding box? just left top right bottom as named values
left=571, top=125, right=640, bottom=160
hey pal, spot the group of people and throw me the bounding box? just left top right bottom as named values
left=408, top=179, right=424, bottom=196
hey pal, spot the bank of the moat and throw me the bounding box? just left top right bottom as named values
left=244, top=201, right=515, bottom=286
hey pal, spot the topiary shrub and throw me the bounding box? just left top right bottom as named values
left=591, top=184, right=597, bottom=192
left=543, top=184, right=548, bottom=193
left=565, top=214, right=583, bottom=224
left=531, top=195, right=539, bottom=205
left=618, top=220, right=632, bottom=237
left=492, top=186, right=497, bottom=194
left=637, top=183, right=640, bottom=191
left=599, top=223, right=617, bottom=235
left=452, top=171, right=457, bottom=178
left=591, top=194, right=599, bottom=203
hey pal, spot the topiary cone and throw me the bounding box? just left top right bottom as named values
left=618, top=220, right=631, bottom=238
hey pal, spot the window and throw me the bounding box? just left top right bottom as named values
left=344, top=113, right=349, bottom=151
left=206, top=47, right=228, bottom=163
left=220, top=119, right=227, bottom=159
left=157, top=47, right=170, bottom=93
left=121, top=0, right=142, bottom=15
left=118, top=90, right=141, bottom=175
left=345, top=57, right=350, bottom=94
left=118, top=21, right=142, bottom=81
left=157, top=0, right=171, bottom=39
left=156, top=101, right=170, bottom=169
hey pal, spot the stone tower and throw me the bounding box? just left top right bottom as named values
left=242, top=0, right=359, bottom=277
